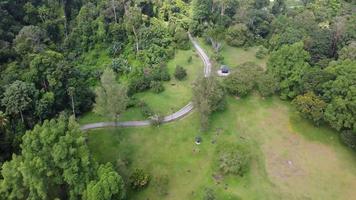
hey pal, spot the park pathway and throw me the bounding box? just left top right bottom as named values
left=80, top=34, right=211, bottom=131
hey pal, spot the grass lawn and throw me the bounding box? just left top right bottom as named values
left=87, top=95, right=356, bottom=200
left=197, top=38, right=268, bottom=70
left=78, top=48, right=203, bottom=124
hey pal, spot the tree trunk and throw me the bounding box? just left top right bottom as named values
left=71, top=95, right=75, bottom=119
left=112, top=0, right=118, bottom=23
left=132, top=27, right=139, bottom=53
left=20, top=110, right=24, bottom=123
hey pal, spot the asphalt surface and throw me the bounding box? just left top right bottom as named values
left=80, top=34, right=212, bottom=131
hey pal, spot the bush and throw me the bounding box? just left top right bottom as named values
left=174, top=27, right=190, bottom=50
left=203, top=188, right=216, bottom=200
left=174, top=65, right=187, bottom=80
left=187, top=56, right=192, bottom=63
left=256, top=73, right=278, bottom=97
left=153, top=174, right=169, bottom=196
left=223, top=62, right=263, bottom=97
left=292, top=92, right=327, bottom=125
left=215, top=143, right=250, bottom=176
left=340, top=130, right=356, bottom=150
left=129, top=168, right=150, bottom=190
left=150, top=81, right=164, bottom=93
left=138, top=101, right=154, bottom=118
left=255, top=46, right=268, bottom=59
left=150, top=114, right=164, bottom=127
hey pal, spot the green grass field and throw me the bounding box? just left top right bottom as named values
left=197, top=38, right=268, bottom=70
left=84, top=42, right=356, bottom=199
left=78, top=49, right=203, bottom=124
left=87, top=95, right=356, bottom=200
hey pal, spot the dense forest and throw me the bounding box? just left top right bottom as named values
left=0, top=0, right=355, bottom=199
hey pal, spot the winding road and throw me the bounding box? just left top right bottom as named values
left=80, top=34, right=211, bottom=131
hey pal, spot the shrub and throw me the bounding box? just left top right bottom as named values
left=223, top=62, right=263, bottom=97
left=138, top=101, right=154, bottom=118
left=129, top=168, right=150, bottom=190
left=150, top=114, right=164, bottom=127
left=150, top=81, right=164, bottom=93
left=153, top=174, right=169, bottom=196
left=203, top=188, right=216, bottom=200
left=187, top=56, right=192, bottom=63
left=215, top=143, right=250, bottom=176
left=256, top=73, right=278, bottom=97
left=340, top=130, right=356, bottom=150
left=174, top=65, right=187, bottom=80
left=292, top=92, right=327, bottom=125
left=255, top=46, right=268, bottom=59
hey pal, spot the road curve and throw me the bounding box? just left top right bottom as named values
left=80, top=35, right=211, bottom=131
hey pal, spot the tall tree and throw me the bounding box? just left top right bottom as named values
left=1, top=81, right=38, bottom=123
left=84, top=163, right=125, bottom=200
left=124, top=6, right=142, bottom=53
left=192, top=76, right=225, bottom=131
left=94, top=68, right=129, bottom=123
left=268, top=42, right=310, bottom=99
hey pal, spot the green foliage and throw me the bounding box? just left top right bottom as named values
left=223, top=62, right=263, bottom=97
left=323, top=60, right=356, bottom=132
left=138, top=101, right=154, bottom=118
left=174, top=27, right=190, bottom=49
left=13, top=25, right=48, bottom=55
left=215, top=143, right=250, bottom=176
left=340, top=130, right=356, bottom=150
left=111, top=57, right=130, bottom=74
left=85, top=163, right=125, bottom=200
left=94, top=68, right=128, bottom=122
left=226, top=24, right=251, bottom=47
left=129, top=168, right=150, bottom=190
left=1, top=81, right=38, bottom=122
left=150, top=114, right=165, bottom=127
left=150, top=81, right=165, bottom=93
left=247, top=9, right=273, bottom=38
left=203, top=188, right=216, bottom=200
left=0, top=116, right=99, bottom=200
left=293, top=92, right=327, bottom=125
left=253, top=0, right=270, bottom=9
left=271, top=0, right=286, bottom=16
left=268, top=42, right=310, bottom=99
left=174, top=65, right=187, bottom=80
left=255, top=46, right=268, bottom=59
left=338, top=42, right=356, bottom=60
left=193, top=76, right=226, bottom=131
left=256, top=73, right=278, bottom=97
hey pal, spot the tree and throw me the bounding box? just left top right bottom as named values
left=253, top=0, right=270, bottom=9
left=267, top=42, right=310, bottom=99
left=322, top=60, right=356, bottom=132
left=256, top=73, right=278, bottom=97
left=94, top=68, right=128, bottom=123
left=192, top=76, right=225, bottom=131
left=338, top=41, right=356, bottom=60
left=174, top=65, right=187, bottom=80
left=150, top=81, right=164, bottom=93
left=225, top=24, right=250, bottom=47
left=129, top=168, right=150, bottom=190
left=293, top=92, right=327, bottom=125
left=205, top=26, right=224, bottom=53
left=124, top=6, right=142, bottom=53
left=271, top=0, right=286, bottom=16
left=1, top=81, right=38, bottom=122
left=85, top=163, right=125, bottom=200
left=223, top=62, right=263, bottom=97
left=13, top=25, right=48, bottom=55
left=0, top=116, right=92, bottom=199
left=215, top=143, right=250, bottom=176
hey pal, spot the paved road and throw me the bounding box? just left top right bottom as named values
left=80, top=35, right=212, bottom=131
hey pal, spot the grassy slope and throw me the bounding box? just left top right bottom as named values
left=87, top=96, right=356, bottom=200
left=78, top=48, right=203, bottom=124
